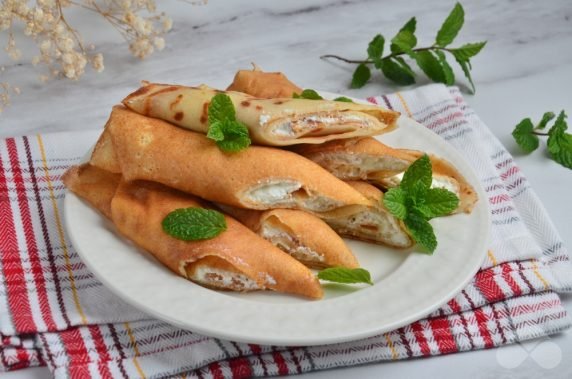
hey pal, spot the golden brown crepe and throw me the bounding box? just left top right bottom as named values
left=121, top=83, right=399, bottom=146
left=294, top=137, right=478, bottom=214
left=63, top=164, right=323, bottom=299
left=226, top=64, right=302, bottom=98
left=319, top=181, right=413, bottom=248
left=90, top=106, right=370, bottom=213
left=219, top=205, right=359, bottom=269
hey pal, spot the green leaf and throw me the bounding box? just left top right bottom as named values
left=436, top=2, right=465, bottom=47
left=208, top=93, right=236, bottom=125
left=399, top=17, right=417, bottom=34
left=415, top=50, right=446, bottom=84
left=162, top=208, right=227, bottom=241
left=367, top=34, right=385, bottom=67
left=390, top=29, right=417, bottom=55
left=455, top=56, right=476, bottom=94
left=512, top=118, right=539, bottom=153
left=401, top=154, right=432, bottom=193
left=209, top=118, right=251, bottom=153
left=379, top=58, right=416, bottom=85
left=333, top=96, right=354, bottom=103
left=450, top=42, right=487, bottom=60
left=404, top=211, right=437, bottom=253
left=536, top=111, right=556, bottom=130
left=547, top=111, right=572, bottom=169
left=409, top=181, right=428, bottom=205
left=295, top=89, right=324, bottom=100
left=351, top=63, right=371, bottom=89
left=416, top=188, right=459, bottom=218
left=318, top=267, right=373, bottom=285
left=383, top=188, right=407, bottom=220
left=435, top=50, right=455, bottom=85
left=206, top=121, right=225, bottom=141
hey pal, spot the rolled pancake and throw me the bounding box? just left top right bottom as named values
left=220, top=205, right=359, bottom=269
left=90, top=106, right=370, bottom=212
left=226, top=65, right=302, bottom=98
left=122, top=83, right=399, bottom=146
left=63, top=164, right=323, bottom=299
left=319, top=181, right=413, bottom=248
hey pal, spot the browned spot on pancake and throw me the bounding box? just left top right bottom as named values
left=169, top=94, right=184, bottom=110
left=255, top=105, right=262, bottom=110
left=174, top=112, right=184, bottom=121
left=360, top=224, right=378, bottom=231
left=241, top=101, right=251, bottom=107
left=200, top=101, right=209, bottom=124
left=274, top=100, right=284, bottom=105
left=124, top=85, right=151, bottom=102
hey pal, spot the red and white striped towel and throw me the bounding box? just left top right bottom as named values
left=0, top=84, right=570, bottom=378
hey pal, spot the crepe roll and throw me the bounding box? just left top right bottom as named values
left=122, top=83, right=399, bottom=146
left=226, top=64, right=303, bottom=98
left=90, top=106, right=370, bottom=213
left=64, top=164, right=323, bottom=299
left=319, top=181, right=413, bottom=248
left=220, top=205, right=358, bottom=269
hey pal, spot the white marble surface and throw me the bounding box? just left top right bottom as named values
left=1, top=0, right=571, bottom=378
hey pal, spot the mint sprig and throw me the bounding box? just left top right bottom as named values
left=293, top=89, right=354, bottom=103
left=317, top=267, right=373, bottom=285
left=512, top=111, right=572, bottom=169
left=383, top=155, right=459, bottom=254
left=207, top=94, right=251, bottom=152
left=162, top=208, right=227, bottom=241
left=321, top=2, right=486, bottom=93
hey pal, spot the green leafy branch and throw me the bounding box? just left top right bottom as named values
left=512, top=111, right=572, bottom=169
left=321, top=3, right=486, bottom=93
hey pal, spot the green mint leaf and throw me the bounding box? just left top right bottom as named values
left=296, top=89, right=324, bottom=100
left=379, top=58, right=416, bottom=85
left=401, top=154, right=432, bottom=193
left=162, top=208, right=227, bottom=241
left=390, top=29, right=417, bottom=55
left=415, top=50, right=446, bottom=84
left=512, top=118, right=539, bottom=153
left=536, top=111, right=556, bottom=130
left=383, top=188, right=407, bottom=220
left=454, top=56, right=476, bottom=94
left=547, top=111, right=572, bottom=169
left=351, top=63, right=371, bottom=89
left=450, top=42, right=487, bottom=60
left=404, top=211, right=437, bottom=253
left=435, top=50, right=455, bottom=85
left=206, top=121, right=225, bottom=141
left=333, top=96, right=354, bottom=103
left=367, top=34, right=385, bottom=67
left=409, top=181, right=428, bottom=205
left=209, top=118, right=251, bottom=153
left=318, top=267, right=373, bottom=285
left=436, top=2, right=465, bottom=47
left=416, top=188, right=459, bottom=218
left=400, top=17, right=417, bottom=34
left=208, top=93, right=236, bottom=125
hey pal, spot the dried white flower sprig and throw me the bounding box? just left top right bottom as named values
left=0, top=0, right=194, bottom=113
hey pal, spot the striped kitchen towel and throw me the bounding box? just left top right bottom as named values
left=0, top=84, right=570, bottom=378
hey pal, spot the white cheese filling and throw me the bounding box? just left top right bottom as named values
left=382, top=172, right=460, bottom=195
left=260, top=224, right=325, bottom=264
left=190, top=266, right=262, bottom=291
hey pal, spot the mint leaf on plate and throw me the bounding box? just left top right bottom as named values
left=162, top=208, right=227, bottom=241
left=318, top=267, right=373, bottom=285
left=383, top=188, right=407, bottom=220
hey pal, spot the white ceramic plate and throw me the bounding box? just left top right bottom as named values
left=64, top=92, right=490, bottom=346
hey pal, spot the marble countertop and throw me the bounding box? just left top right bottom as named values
left=1, top=0, right=571, bottom=378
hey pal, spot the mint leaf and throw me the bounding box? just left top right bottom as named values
left=383, top=188, right=407, bottom=220
left=415, top=51, right=446, bottom=84
left=537, top=111, right=556, bottom=130
left=416, top=188, right=459, bottom=218
left=436, top=2, right=465, bottom=47
left=435, top=50, right=455, bottom=85
left=318, top=267, right=373, bottom=285
left=404, top=212, right=437, bottom=253
left=450, top=42, right=486, bottom=60
left=454, top=56, right=476, bottom=94
left=367, top=34, right=385, bottom=68
left=390, top=29, right=417, bottom=55
left=208, top=118, right=251, bottom=152
left=333, top=96, right=353, bottom=103
left=208, top=93, right=236, bottom=125
left=547, top=111, right=572, bottom=169
left=512, top=118, right=539, bottom=153
left=409, top=181, right=428, bottom=205
left=379, top=58, right=416, bottom=85
left=400, top=17, right=417, bottom=34
left=162, top=208, right=227, bottom=241
left=351, top=63, right=371, bottom=89
left=294, top=89, right=323, bottom=100
left=401, top=154, right=432, bottom=193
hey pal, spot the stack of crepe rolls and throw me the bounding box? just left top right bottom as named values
left=64, top=164, right=323, bottom=299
